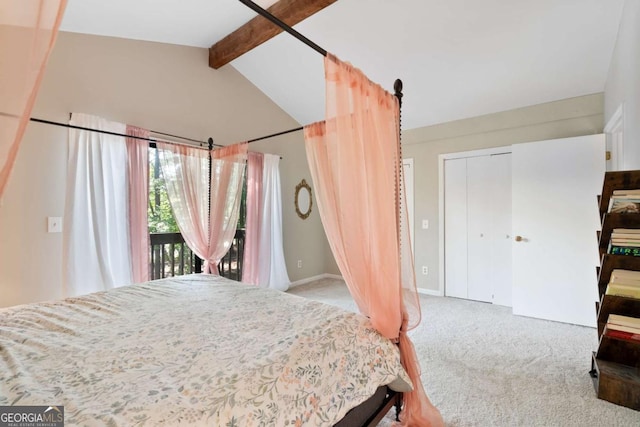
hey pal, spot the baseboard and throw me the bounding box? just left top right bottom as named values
left=289, top=273, right=344, bottom=288
left=417, top=287, right=443, bottom=297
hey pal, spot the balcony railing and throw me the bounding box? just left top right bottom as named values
left=149, top=229, right=245, bottom=281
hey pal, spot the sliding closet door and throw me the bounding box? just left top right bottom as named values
left=444, top=151, right=512, bottom=304
left=466, top=156, right=493, bottom=302
left=444, top=158, right=468, bottom=299
left=489, top=153, right=512, bottom=306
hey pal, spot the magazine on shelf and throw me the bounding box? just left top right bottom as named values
left=609, top=197, right=640, bottom=214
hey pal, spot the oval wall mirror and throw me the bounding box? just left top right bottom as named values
left=295, top=179, right=312, bottom=220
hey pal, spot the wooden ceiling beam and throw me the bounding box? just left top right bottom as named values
left=209, top=0, right=337, bottom=69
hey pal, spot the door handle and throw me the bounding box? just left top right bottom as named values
left=515, top=235, right=523, bottom=242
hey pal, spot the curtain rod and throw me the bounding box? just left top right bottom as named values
left=29, top=117, right=223, bottom=149
left=237, top=0, right=327, bottom=57
left=31, top=117, right=283, bottom=158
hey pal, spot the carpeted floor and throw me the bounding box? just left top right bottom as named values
left=288, top=278, right=640, bottom=427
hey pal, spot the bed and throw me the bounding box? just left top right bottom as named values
left=0, top=274, right=411, bottom=426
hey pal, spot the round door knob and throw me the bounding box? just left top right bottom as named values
left=480, top=233, right=484, bottom=237
left=515, top=235, right=523, bottom=242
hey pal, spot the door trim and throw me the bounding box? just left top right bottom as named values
left=604, top=103, right=624, bottom=171
left=403, top=158, right=414, bottom=255
left=438, top=146, right=512, bottom=297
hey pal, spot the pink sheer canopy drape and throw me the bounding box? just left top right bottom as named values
left=0, top=0, right=67, bottom=198
left=157, top=142, right=247, bottom=274
left=126, top=126, right=150, bottom=283
left=242, top=152, right=264, bottom=284
left=304, top=54, right=443, bottom=426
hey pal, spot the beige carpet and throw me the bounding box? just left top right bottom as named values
left=288, top=278, right=639, bottom=427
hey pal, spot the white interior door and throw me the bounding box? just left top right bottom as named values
left=444, top=158, right=468, bottom=299
left=512, top=135, right=604, bottom=327
left=490, top=153, right=512, bottom=306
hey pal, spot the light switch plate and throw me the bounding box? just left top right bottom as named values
left=422, top=219, right=429, bottom=229
left=47, top=217, right=62, bottom=233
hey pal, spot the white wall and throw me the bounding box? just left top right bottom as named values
left=0, top=32, right=328, bottom=308
left=605, top=0, right=640, bottom=169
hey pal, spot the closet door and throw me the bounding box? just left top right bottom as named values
left=466, top=156, right=493, bottom=302
left=444, top=158, right=468, bottom=299
left=489, top=153, right=512, bottom=306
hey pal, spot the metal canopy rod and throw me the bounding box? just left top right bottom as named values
left=29, top=117, right=224, bottom=149
left=247, top=126, right=303, bottom=143
left=150, top=129, right=208, bottom=145
left=237, top=0, right=327, bottom=57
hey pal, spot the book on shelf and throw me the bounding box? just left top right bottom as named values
left=610, top=269, right=640, bottom=282
left=613, top=189, right=640, bottom=196
left=609, top=197, right=640, bottom=214
left=609, top=276, right=640, bottom=287
left=603, top=324, right=640, bottom=342
left=611, top=233, right=640, bottom=242
left=612, top=228, right=640, bottom=235
left=610, top=237, right=640, bottom=246
left=611, top=236, right=640, bottom=242
left=607, top=321, right=640, bottom=334
left=605, top=282, right=640, bottom=299
left=608, top=314, right=640, bottom=329
left=610, top=246, right=640, bottom=256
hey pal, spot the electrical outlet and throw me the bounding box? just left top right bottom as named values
left=422, top=266, right=428, bottom=275
left=297, top=260, right=302, bottom=268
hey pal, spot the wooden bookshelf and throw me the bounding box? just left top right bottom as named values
left=591, top=170, right=640, bottom=411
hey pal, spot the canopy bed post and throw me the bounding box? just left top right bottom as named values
left=393, top=77, right=405, bottom=423
left=208, top=137, right=214, bottom=221
left=195, top=137, right=215, bottom=274
left=394, top=78, right=404, bottom=224
left=208, top=136, right=214, bottom=267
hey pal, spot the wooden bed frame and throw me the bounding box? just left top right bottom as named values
left=336, top=386, right=401, bottom=427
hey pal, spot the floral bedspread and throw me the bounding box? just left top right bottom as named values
left=0, top=275, right=411, bottom=426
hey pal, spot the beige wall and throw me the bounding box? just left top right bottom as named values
left=403, top=93, right=604, bottom=292
left=0, top=32, right=327, bottom=308
left=605, top=0, right=640, bottom=169
left=248, top=137, right=330, bottom=282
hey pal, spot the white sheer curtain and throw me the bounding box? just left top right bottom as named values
left=63, top=113, right=133, bottom=296
left=157, top=142, right=247, bottom=273
left=257, top=154, right=290, bottom=291
left=156, top=143, right=210, bottom=269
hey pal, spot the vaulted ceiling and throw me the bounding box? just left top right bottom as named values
left=60, top=0, right=625, bottom=130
